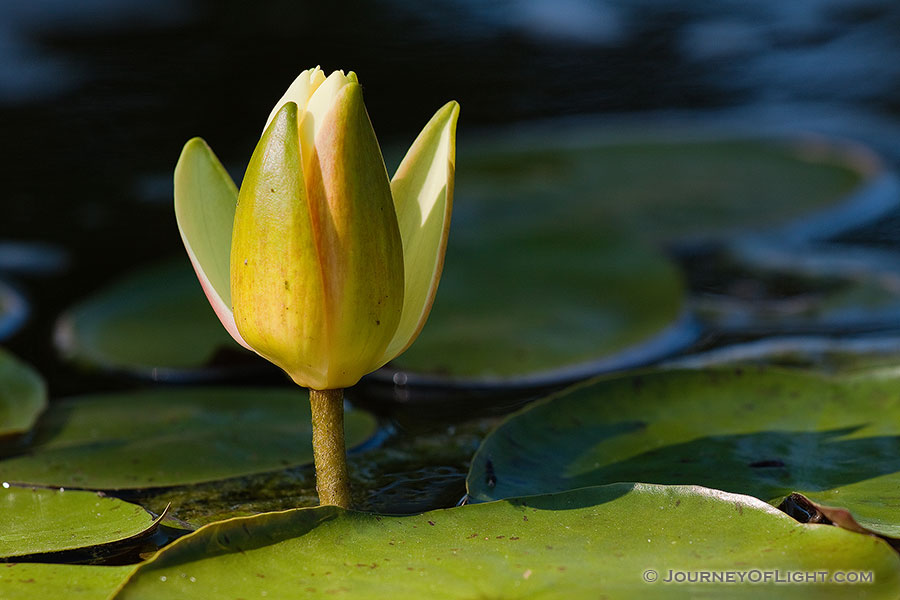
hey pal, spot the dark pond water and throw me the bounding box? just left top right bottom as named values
left=3, top=0, right=900, bottom=537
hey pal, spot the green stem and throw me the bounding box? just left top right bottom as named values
left=309, top=388, right=351, bottom=508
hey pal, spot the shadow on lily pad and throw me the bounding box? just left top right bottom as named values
left=110, top=483, right=900, bottom=600
left=468, top=367, right=900, bottom=539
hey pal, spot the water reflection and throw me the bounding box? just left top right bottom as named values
left=0, top=0, right=188, bottom=102
left=388, top=0, right=900, bottom=108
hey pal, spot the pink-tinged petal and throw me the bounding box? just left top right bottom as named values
left=174, top=137, right=252, bottom=351
left=298, top=70, right=356, bottom=170
left=187, top=245, right=252, bottom=351
left=302, top=82, right=405, bottom=387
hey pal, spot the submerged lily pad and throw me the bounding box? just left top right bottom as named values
left=0, top=348, right=46, bottom=437
left=113, top=483, right=900, bottom=599
left=0, top=280, right=28, bottom=342
left=0, top=387, right=377, bottom=489
left=458, top=127, right=887, bottom=245
left=0, top=487, right=157, bottom=559
left=0, top=564, right=133, bottom=600
left=382, top=226, right=692, bottom=386
left=128, top=415, right=493, bottom=528
left=54, top=260, right=258, bottom=381
left=468, top=368, right=900, bottom=538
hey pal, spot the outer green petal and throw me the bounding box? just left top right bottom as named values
left=381, top=101, right=459, bottom=364
left=174, top=137, right=250, bottom=350
left=231, top=103, right=329, bottom=388
left=304, top=83, right=404, bottom=388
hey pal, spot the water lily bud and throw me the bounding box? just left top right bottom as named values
left=175, top=67, right=459, bottom=391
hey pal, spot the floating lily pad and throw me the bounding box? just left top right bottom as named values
left=666, top=335, right=900, bottom=374
left=0, top=564, right=134, bottom=600
left=468, top=368, right=900, bottom=538
left=0, top=487, right=157, bottom=559
left=690, top=245, right=900, bottom=336
left=112, top=483, right=900, bottom=599
left=375, top=130, right=892, bottom=393
left=457, top=127, right=888, bottom=245
left=380, top=226, right=692, bottom=387
left=0, top=387, right=377, bottom=489
left=54, top=260, right=259, bottom=381
left=0, top=348, right=46, bottom=437
left=0, top=280, right=28, bottom=342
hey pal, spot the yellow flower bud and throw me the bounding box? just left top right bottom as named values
left=174, top=67, right=459, bottom=390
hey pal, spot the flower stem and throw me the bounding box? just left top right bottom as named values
left=308, top=388, right=351, bottom=508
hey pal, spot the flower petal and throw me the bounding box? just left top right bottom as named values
left=173, top=137, right=251, bottom=350
left=304, top=82, right=405, bottom=387
left=231, top=102, right=330, bottom=388
left=299, top=70, right=356, bottom=169
left=262, top=67, right=326, bottom=134
left=380, top=101, right=459, bottom=364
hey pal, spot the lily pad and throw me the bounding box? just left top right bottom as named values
left=690, top=245, right=900, bottom=336
left=375, top=129, right=890, bottom=392
left=381, top=226, right=692, bottom=387
left=54, top=260, right=259, bottom=381
left=457, top=126, right=888, bottom=245
left=468, top=368, right=900, bottom=538
left=0, top=387, right=377, bottom=489
left=0, top=564, right=133, bottom=600
left=0, top=348, right=46, bottom=437
left=0, top=280, right=28, bottom=342
left=112, top=483, right=900, bottom=599
left=666, top=335, right=900, bottom=375
left=0, top=487, right=157, bottom=559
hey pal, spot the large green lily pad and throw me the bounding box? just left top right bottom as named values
left=383, top=131, right=885, bottom=386
left=112, top=483, right=900, bottom=599
left=54, top=260, right=255, bottom=380
left=0, top=564, right=134, bottom=600
left=0, top=387, right=377, bottom=489
left=457, top=131, right=876, bottom=245
left=0, top=348, right=46, bottom=437
left=0, top=487, right=156, bottom=559
left=386, top=226, right=691, bottom=383
left=468, top=368, right=900, bottom=538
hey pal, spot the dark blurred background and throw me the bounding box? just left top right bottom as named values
left=2, top=0, right=900, bottom=382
